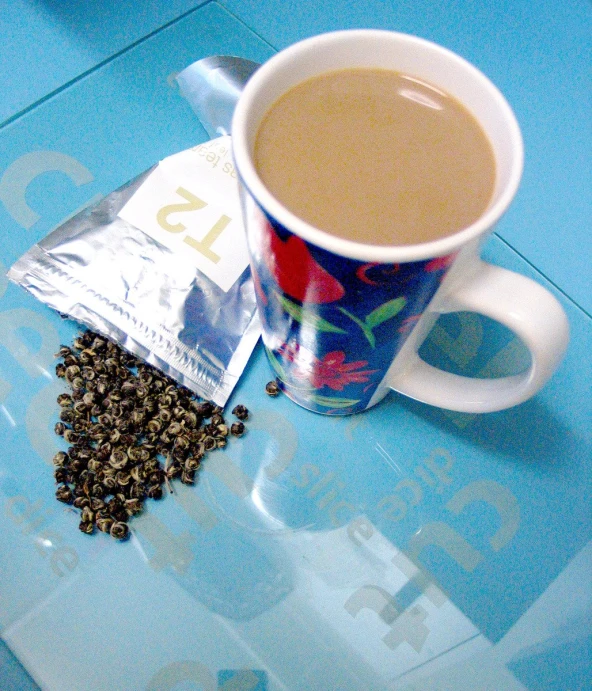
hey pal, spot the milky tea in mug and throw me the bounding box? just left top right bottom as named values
left=254, top=67, right=496, bottom=245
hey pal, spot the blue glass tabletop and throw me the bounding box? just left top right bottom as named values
left=1, top=2, right=590, bottom=690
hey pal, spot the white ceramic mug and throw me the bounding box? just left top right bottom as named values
left=232, top=30, right=569, bottom=414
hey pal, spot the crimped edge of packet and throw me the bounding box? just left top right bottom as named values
left=7, top=244, right=238, bottom=406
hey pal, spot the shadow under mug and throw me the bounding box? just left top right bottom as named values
left=232, top=30, right=569, bottom=415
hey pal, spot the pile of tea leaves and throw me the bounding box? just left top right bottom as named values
left=53, top=330, right=248, bottom=539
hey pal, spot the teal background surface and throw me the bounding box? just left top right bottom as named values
left=1, top=2, right=590, bottom=689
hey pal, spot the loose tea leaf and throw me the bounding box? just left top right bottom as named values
left=265, top=380, right=281, bottom=397
left=231, top=404, right=249, bottom=421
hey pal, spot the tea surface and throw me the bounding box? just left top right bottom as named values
left=254, top=68, right=496, bottom=245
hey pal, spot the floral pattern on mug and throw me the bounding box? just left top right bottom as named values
left=262, top=221, right=345, bottom=303
left=277, top=343, right=379, bottom=391
left=249, top=209, right=456, bottom=414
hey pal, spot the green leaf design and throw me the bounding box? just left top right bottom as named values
left=264, top=346, right=286, bottom=379
left=277, top=294, right=347, bottom=334
left=365, top=297, right=407, bottom=329
left=307, top=394, right=361, bottom=408
left=337, top=307, right=376, bottom=347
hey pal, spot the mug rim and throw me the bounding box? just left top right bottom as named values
left=231, top=29, right=524, bottom=262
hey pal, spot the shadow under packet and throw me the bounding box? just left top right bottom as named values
left=7, top=57, right=262, bottom=407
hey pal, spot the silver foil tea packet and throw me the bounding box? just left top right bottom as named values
left=8, top=135, right=260, bottom=406
left=175, top=56, right=260, bottom=138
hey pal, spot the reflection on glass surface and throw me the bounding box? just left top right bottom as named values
left=1, top=404, right=17, bottom=427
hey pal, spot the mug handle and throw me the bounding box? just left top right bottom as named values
left=388, top=260, right=570, bottom=413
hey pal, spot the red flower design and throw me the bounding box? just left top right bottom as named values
left=279, top=344, right=378, bottom=391
left=263, top=223, right=345, bottom=303
left=309, top=351, right=379, bottom=391
left=425, top=252, right=458, bottom=273
left=356, top=263, right=401, bottom=286
left=398, top=314, right=422, bottom=333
